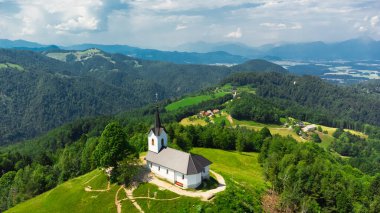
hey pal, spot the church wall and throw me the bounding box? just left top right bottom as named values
left=187, top=173, right=202, bottom=188
left=148, top=161, right=203, bottom=189
left=201, top=165, right=210, bottom=179
left=147, top=161, right=175, bottom=183
left=174, top=172, right=202, bottom=188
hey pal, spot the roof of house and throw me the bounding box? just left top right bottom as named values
left=146, top=147, right=212, bottom=175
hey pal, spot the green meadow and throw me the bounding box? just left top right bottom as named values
left=165, top=92, right=228, bottom=111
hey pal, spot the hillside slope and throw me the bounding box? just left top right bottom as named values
left=5, top=170, right=122, bottom=213
left=6, top=148, right=267, bottom=213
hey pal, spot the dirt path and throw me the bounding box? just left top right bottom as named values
left=83, top=174, right=100, bottom=184
left=227, top=115, right=234, bottom=124
left=123, top=185, right=144, bottom=213
left=115, top=186, right=123, bottom=213
left=147, top=170, right=226, bottom=201
left=84, top=180, right=110, bottom=192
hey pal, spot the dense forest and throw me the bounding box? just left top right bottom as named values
left=0, top=48, right=285, bottom=144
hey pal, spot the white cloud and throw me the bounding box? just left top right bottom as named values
left=225, top=27, right=242, bottom=38
left=370, top=16, right=379, bottom=27
left=0, top=0, right=379, bottom=47
left=358, top=26, right=368, bottom=32
left=175, top=24, right=187, bottom=30
left=260, top=22, right=302, bottom=30
left=53, top=16, right=99, bottom=33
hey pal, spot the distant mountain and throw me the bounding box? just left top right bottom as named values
left=177, top=41, right=262, bottom=58
left=0, top=39, right=47, bottom=49
left=0, top=39, right=248, bottom=64
left=0, top=48, right=283, bottom=144
left=65, top=44, right=248, bottom=64
left=232, top=59, right=287, bottom=73
left=266, top=37, right=380, bottom=60
left=2, top=37, right=380, bottom=62
left=178, top=37, right=380, bottom=60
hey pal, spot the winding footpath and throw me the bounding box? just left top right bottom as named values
left=83, top=167, right=226, bottom=213
left=147, top=170, right=226, bottom=201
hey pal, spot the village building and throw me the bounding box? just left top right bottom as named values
left=302, top=124, right=317, bottom=132
left=145, top=106, right=212, bottom=188
left=212, top=109, right=220, bottom=114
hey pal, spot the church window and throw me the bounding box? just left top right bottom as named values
left=161, top=138, right=164, bottom=147
left=182, top=174, right=184, bottom=179
left=151, top=139, right=154, bottom=145
left=150, top=163, right=152, bottom=168
left=158, top=166, right=160, bottom=171
left=166, top=169, right=168, bottom=174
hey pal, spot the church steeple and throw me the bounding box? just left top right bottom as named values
left=154, top=105, right=162, bottom=135
left=148, top=93, right=168, bottom=153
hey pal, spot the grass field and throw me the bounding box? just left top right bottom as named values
left=0, top=63, right=25, bottom=71
left=180, top=116, right=208, bottom=126
left=191, top=148, right=269, bottom=192
left=165, top=92, right=228, bottom=111
left=6, top=169, right=121, bottom=213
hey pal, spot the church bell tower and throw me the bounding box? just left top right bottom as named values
left=148, top=94, right=168, bottom=153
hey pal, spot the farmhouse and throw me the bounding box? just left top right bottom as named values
left=145, top=106, right=212, bottom=188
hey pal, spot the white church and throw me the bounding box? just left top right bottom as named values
left=145, top=106, right=212, bottom=189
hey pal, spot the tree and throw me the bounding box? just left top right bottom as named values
left=112, top=155, right=140, bottom=185
left=333, top=128, right=344, bottom=138
left=311, top=133, right=321, bottom=143
left=260, top=127, right=272, bottom=138
left=93, top=122, right=134, bottom=168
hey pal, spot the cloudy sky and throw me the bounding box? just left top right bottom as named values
left=0, top=0, right=379, bottom=49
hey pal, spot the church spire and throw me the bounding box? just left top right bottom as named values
left=153, top=93, right=162, bottom=135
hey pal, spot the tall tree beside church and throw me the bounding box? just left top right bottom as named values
left=93, top=122, right=134, bottom=168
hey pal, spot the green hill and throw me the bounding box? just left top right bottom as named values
left=6, top=148, right=267, bottom=213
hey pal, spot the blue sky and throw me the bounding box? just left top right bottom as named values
left=0, top=0, right=379, bottom=49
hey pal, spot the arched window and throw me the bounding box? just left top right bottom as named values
left=151, top=139, right=154, bottom=146
left=161, top=138, right=164, bottom=147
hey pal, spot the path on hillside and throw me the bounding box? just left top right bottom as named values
left=147, top=170, right=226, bottom=201
left=227, top=115, right=234, bottom=124
left=84, top=180, right=110, bottom=192
left=123, top=184, right=144, bottom=213
left=115, top=186, right=124, bottom=213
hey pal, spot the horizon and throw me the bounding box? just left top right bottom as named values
left=0, top=0, right=379, bottom=50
